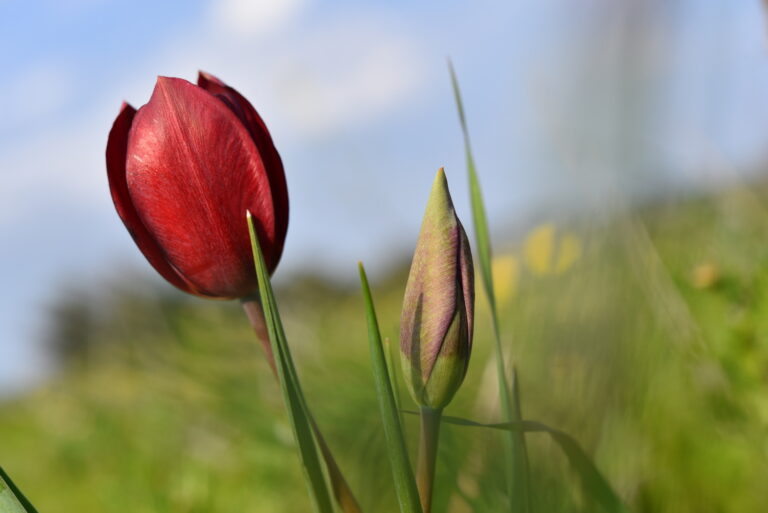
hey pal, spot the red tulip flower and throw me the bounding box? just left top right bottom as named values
left=106, top=72, right=288, bottom=299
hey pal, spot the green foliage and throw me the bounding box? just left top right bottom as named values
left=359, top=263, right=422, bottom=513
left=0, top=468, right=36, bottom=513
left=247, top=213, right=334, bottom=513
left=2, top=187, right=768, bottom=511
left=423, top=415, right=629, bottom=513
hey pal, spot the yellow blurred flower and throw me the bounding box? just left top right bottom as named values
left=492, top=254, right=520, bottom=308
left=477, top=224, right=581, bottom=312
left=523, top=223, right=581, bottom=276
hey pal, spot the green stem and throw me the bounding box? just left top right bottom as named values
left=242, top=299, right=363, bottom=513
left=416, top=407, right=443, bottom=513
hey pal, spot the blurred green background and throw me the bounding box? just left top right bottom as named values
left=5, top=183, right=768, bottom=511
left=3, top=0, right=768, bottom=511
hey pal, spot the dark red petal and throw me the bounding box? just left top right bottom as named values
left=106, top=102, right=212, bottom=297
left=125, top=77, right=278, bottom=299
left=197, top=71, right=288, bottom=271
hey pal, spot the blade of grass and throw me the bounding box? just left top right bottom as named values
left=449, top=60, right=531, bottom=512
left=242, top=300, right=362, bottom=512
left=0, top=468, right=37, bottom=513
left=437, top=415, right=631, bottom=513
left=248, top=213, right=334, bottom=513
left=310, top=418, right=362, bottom=513
left=384, top=336, right=407, bottom=431
left=383, top=337, right=403, bottom=418
left=359, top=263, right=423, bottom=513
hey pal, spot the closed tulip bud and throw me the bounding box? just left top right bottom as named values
left=401, top=168, right=474, bottom=410
left=106, top=72, right=288, bottom=299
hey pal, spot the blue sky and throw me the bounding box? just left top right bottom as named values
left=1, top=0, right=768, bottom=394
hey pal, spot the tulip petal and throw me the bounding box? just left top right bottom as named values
left=197, top=71, right=288, bottom=263
left=125, top=77, right=278, bottom=299
left=106, top=102, right=211, bottom=297
left=423, top=307, right=469, bottom=408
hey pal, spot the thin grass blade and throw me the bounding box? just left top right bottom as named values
left=248, top=213, right=334, bottom=513
left=448, top=59, right=531, bottom=512
left=359, top=263, right=423, bottom=513
left=425, top=414, right=631, bottom=513
left=0, top=468, right=37, bottom=513
left=383, top=336, right=406, bottom=431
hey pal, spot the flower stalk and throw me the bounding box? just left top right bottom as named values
left=416, top=407, right=443, bottom=513
left=241, top=295, right=362, bottom=513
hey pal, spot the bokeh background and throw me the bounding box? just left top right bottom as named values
left=2, top=0, right=768, bottom=511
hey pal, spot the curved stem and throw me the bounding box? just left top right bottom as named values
left=416, top=407, right=443, bottom=513
left=241, top=298, right=363, bottom=513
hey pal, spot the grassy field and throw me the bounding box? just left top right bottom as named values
left=2, top=183, right=768, bottom=512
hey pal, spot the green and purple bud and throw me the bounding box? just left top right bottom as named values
left=400, top=168, right=475, bottom=410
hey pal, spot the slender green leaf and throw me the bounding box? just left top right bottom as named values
left=310, top=419, right=362, bottom=513
left=432, top=414, right=631, bottom=513
left=359, top=263, right=423, bottom=513
left=449, top=60, right=531, bottom=511
left=248, top=213, right=334, bottom=513
left=0, top=468, right=37, bottom=513
left=383, top=337, right=403, bottom=418
left=448, top=62, right=494, bottom=318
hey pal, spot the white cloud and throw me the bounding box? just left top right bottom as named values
left=211, top=0, right=306, bottom=39
left=269, top=27, right=425, bottom=137
left=123, top=7, right=427, bottom=140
